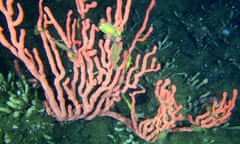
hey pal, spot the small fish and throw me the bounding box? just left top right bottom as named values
left=98, top=23, right=121, bottom=37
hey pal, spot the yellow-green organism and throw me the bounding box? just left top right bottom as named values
left=98, top=23, right=121, bottom=37
left=126, top=55, right=132, bottom=70
left=52, top=38, right=76, bottom=59
left=99, top=23, right=124, bottom=70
